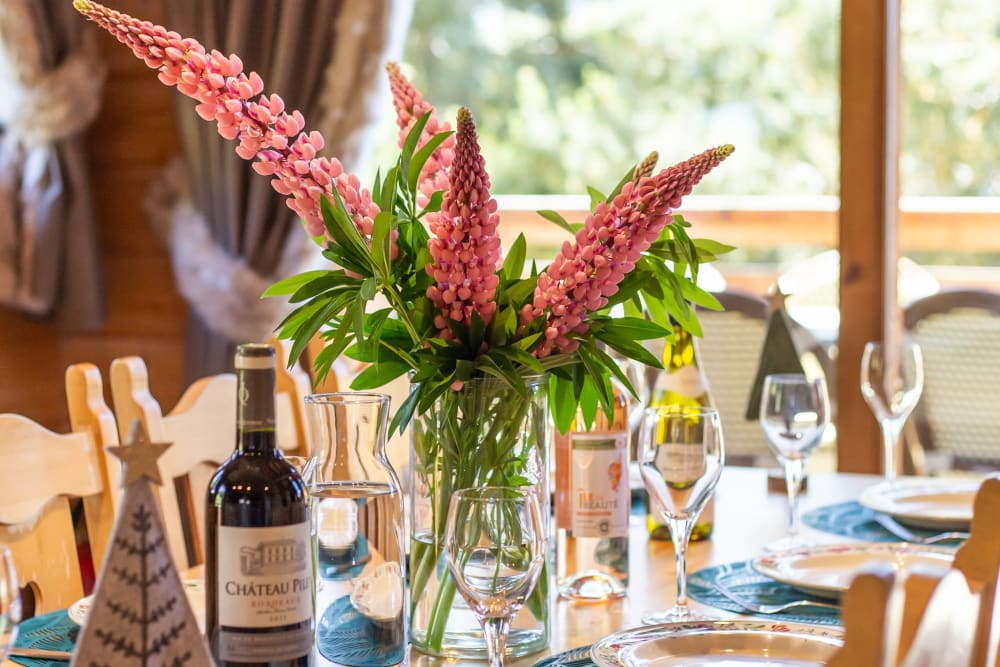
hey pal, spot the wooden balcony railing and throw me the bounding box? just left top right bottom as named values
left=495, top=194, right=1000, bottom=293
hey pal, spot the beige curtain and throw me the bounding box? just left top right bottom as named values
left=0, top=0, right=106, bottom=330
left=155, top=0, right=412, bottom=381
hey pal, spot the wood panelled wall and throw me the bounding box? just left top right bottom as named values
left=0, top=1, right=187, bottom=431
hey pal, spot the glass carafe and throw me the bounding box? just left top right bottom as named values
left=304, top=393, right=406, bottom=667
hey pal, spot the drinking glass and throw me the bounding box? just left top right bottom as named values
left=444, top=487, right=544, bottom=667
left=759, top=374, right=830, bottom=551
left=0, top=547, right=20, bottom=660
left=639, top=406, right=724, bottom=624
left=860, top=340, right=924, bottom=482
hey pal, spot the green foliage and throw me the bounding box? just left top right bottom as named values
left=374, top=0, right=999, bottom=199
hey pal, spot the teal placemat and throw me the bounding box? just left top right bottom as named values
left=687, top=560, right=841, bottom=626
left=801, top=500, right=961, bottom=545
left=533, top=645, right=594, bottom=667
left=10, top=610, right=78, bottom=667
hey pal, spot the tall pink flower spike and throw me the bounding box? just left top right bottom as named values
left=73, top=0, right=380, bottom=243
left=386, top=62, right=456, bottom=211
left=426, top=108, right=502, bottom=339
left=524, top=145, right=735, bottom=357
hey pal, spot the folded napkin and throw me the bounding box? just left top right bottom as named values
left=687, top=560, right=841, bottom=626
left=802, top=501, right=962, bottom=545
left=10, top=610, right=78, bottom=667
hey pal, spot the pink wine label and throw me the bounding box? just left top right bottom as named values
left=570, top=433, right=629, bottom=538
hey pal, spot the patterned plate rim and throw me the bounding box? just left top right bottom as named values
left=858, top=478, right=980, bottom=527
left=590, top=620, right=843, bottom=667
left=751, top=542, right=954, bottom=596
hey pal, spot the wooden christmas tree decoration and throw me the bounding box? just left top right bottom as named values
left=71, top=420, right=213, bottom=667
left=744, top=289, right=812, bottom=420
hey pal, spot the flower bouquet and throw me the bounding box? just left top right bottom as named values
left=75, top=0, right=734, bottom=657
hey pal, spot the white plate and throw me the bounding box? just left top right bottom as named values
left=69, top=579, right=205, bottom=628
left=859, top=478, right=980, bottom=530
left=591, top=621, right=842, bottom=667
left=752, top=543, right=953, bottom=599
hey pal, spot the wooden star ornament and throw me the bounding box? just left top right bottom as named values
left=106, top=419, right=172, bottom=486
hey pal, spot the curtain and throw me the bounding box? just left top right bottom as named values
left=0, top=0, right=106, bottom=330
left=154, top=0, right=412, bottom=381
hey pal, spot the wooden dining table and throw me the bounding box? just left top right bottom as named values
left=6, top=466, right=881, bottom=667
left=412, top=465, right=879, bottom=667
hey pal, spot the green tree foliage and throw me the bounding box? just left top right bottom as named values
left=373, top=0, right=998, bottom=198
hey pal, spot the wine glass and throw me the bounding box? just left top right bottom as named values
left=759, top=374, right=830, bottom=551
left=444, top=487, right=544, bottom=667
left=860, top=340, right=924, bottom=482
left=639, top=405, right=724, bottom=623
left=0, top=547, right=20, bottom=660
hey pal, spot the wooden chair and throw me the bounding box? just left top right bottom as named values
left=830, top=474, right=1000, bottom=666
left=109, top=354, right=309, bottom=569
left=904, top=289, right=1000, bottom=472
left=0, top=363, right=117, bottom=615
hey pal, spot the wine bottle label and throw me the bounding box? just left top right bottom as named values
left=217, top=522, right=312, bottom=631
left=570, top=433, right=628, bottom=538
left=218, top=626, right=313, bottom=662
left=657, top=365, right=707, bottom=400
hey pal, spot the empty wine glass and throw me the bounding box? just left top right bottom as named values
left=760, top=374, right=830, bottom=551
left=639, top=405, right=724, bottom=624
left=861, top=340, right=924, bottom=482
left=444, top=487, right=544, bottom=667
left=0, top=547, right=20, bottom=660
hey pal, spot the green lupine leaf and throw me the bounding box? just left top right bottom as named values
left=360, top=277, right=377, bottom=301
left=371, top=211, right=394, bottom=279
left=606, top=161, right=640, bottom=202
left=551, top=374, right=577, bottom=435
left=586, top=186, right=606, bottom=212
left=594, top=328, right=662, bottom=368
left=389, top=386, right=421, bottom=436
left=692, top=238, right=737, bottom=259
left=400, top=111, right=431, bottom=170
left=321, top=194, right=372, bottom=273
left=407, top=130, right=454, bottom=193
left=419, top=190, right=444, bottom=217
left=598, top=317, right=670, bottom=341
left=537, top=209, right=580, bottom=235
left=351, top=359, right=410, bottom=390
left=262, top=270, right=331, bottom=298
left=380, top=165, right=399, bottom=213
left=503, top=233, right=527, bottom=281
left=288, top=274, right=358, bottom=303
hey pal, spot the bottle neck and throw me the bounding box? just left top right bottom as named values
left=236, top=366, right=278, bottom=455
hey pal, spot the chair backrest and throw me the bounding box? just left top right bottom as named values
left=0, top=363, right=116, bottom=615
left=697, top=290, right=773, bottom=464
left=109, top=355, right=306, bottom=569
left=904, top=289, right=1000, bottom=470
left=830, top=474, right=1000, bottom=667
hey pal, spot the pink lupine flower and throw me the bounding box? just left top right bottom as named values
left=523, top=145, right=735, bottom=357
left=425, top=108, right=502, bottom=338
left=74, top=0, right=380, bottom=243
left=386, top=62, right=455, bottom=210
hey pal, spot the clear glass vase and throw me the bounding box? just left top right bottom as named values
left=408, top=375, right=551, bottom=659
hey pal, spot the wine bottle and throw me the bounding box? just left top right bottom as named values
left=206, top=344, right=312, bottom=667
left=555, top=378, right=630, bottom=601
left=646, top=321, right=715, bottom=542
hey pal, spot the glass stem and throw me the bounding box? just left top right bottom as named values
left=881, top=419, right=898, bottom=482
left=481, top=615, right=512, bottom=667
left=784, top=458, right=806, bottom=537
left=668, top=518, right=694, bottom=608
